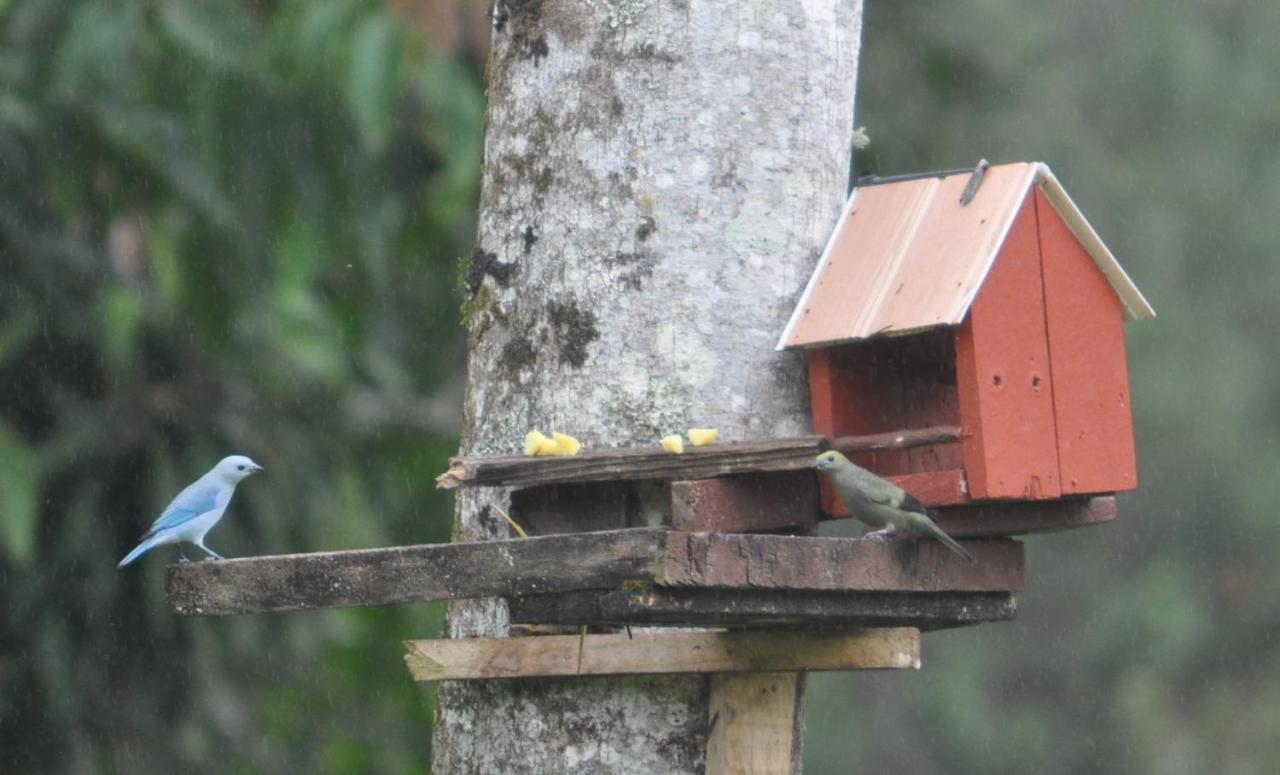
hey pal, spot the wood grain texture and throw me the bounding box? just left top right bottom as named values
left=1036, top=189, right=1139, bottom=494
left=404, top=629, right=920, bottom=681
left=509, top=588, right=1018, bottom=631
left=706, top=672, right=806, bottom=775
left=437, top=437, right=828, bottom=489
left=166, top=529, right=1021, bottom=616
left=660, top=533, right=1023, bottom=593
left=891, top=469, right=970, bottom=507
left=438, top=429, right=962, bottom=491
left=955, top=195, right=1062, bottom=500
left=831, top=425, right=962, bottom=456
left=934, top=495, right=1117, bottom=537
left=165, top=528, right=667, bottom=616
left=670, top=472, right=820, bottom=533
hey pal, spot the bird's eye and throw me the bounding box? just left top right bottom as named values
left=237, top=465, right=245, bottom=471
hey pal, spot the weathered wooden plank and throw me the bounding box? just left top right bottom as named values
left=670, top=471, right=820, bottom=533
left=436, top=437, right=828, bottom=489
left=510, top=588, right=1018, bottom=631
left=706, top=672, right=806, bottom=775
left=403, top=628, right=919, bottom=681
left=165, top=528, right=667, bottom=616
left=660, top=533, right=1023, bottom=592
left=831, top=425, right=962, bottom=456
left=934, top=495, right=1117, bottom=537
left=167, top=529, right=1021, bottom=617
left=436, top=428, right=962, bottom=490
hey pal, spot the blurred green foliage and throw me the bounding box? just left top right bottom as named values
left=807, top=2, right=1280, bottom=773
left=0, top=0, right=482, bottom=771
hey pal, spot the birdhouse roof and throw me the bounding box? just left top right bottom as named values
left=777, top=162, right=1155, bottom=350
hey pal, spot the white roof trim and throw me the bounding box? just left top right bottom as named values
left=1032, top=164, right=1156, bottom=321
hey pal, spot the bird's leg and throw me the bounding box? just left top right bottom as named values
left=178, top=549, right=191, bottom=563
left=863, top=526, right=896, bottom=542
left=198, top=542, right=224, bottom=561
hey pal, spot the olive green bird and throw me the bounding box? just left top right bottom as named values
left=813, top=450, right=974, bottom=562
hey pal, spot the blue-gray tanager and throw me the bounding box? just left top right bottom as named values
left=814, top=450, right=974, bottom=562
left=117, top=455, right=263, bottom=567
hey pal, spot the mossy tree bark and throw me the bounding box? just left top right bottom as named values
left=435, top=1, right=864, bottom=771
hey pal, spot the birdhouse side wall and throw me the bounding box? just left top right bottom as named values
left=1035, top=189, right=1139, bottom=493
left=954, top=196, right=1063, bottom=500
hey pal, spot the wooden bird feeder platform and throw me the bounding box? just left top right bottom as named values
left=162, top=162, right=1149, bottom=690
left=166, top=430, right=1111, bottom=682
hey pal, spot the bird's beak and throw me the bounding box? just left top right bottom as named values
left=252, top=464, right=264, bottom=473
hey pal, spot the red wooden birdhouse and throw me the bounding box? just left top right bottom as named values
left=778, top=162, right=1154, bottom=512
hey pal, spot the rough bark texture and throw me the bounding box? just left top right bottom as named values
left=435, top=1, right=864, bottom=771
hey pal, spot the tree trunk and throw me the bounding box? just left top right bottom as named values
left=434, top=1, right=864, bottom=771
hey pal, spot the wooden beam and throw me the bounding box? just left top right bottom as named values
left=435, top=427, right=962, bottom=490
left=831, top=425, right=962, bottom=455
left=660, top=533, right=1023, bottom=592
left=706, top=672, right=806, bottom=775
left=934, top=495, right=1117, bottom=537
left=165, top=528, right=666, bottom=616
left=670, top=471, right=820, bottom=533
left=403, top=628, right=920, bottom=681
left=510, top=589, right=1018, bottom=631
left=166, top=529, right=1021, bottom=617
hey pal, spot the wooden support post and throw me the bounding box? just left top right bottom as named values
left=403, top=629, right=919, bottom=681
left=707, top=672, right=806, bottom=775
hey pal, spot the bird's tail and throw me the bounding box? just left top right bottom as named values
left=118, top=535, right=163, bottom=568
left=926, top=523, right=975, bottom=563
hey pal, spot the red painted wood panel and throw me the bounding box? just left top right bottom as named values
left=890, top=470, right=968, bottom=507
left=818, top=469, right=969, bottom=518
left=954, top=197, right=1062, bottom=499
left=806, top=348, right=839, bottom=440
left=1035, top=189, right=1138, bottom=493
left=807, top=349, right=844, bottom=515
left=899, top=330, right=964, bottom=474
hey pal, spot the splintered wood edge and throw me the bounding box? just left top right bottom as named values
left=403, top=628, right=920, bottom=681
left=435, top=466, right=465, bottom=489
